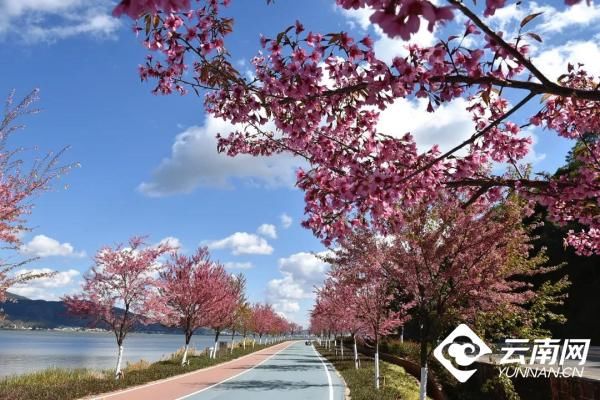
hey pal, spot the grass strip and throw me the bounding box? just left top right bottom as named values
left=316, top=344, right=424, bottom=400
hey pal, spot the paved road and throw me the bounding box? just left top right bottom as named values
left=182, top=341, right=345, bottom=400
left=93, top=341, right=345, bottom=400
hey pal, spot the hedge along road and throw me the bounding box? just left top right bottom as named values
left=91, top=341, right=345, bottom=400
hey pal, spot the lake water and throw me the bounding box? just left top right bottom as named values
left=0, top=330, right=241, bottom=377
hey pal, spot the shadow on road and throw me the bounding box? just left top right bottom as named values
left=216, top=379, right=331, bottom=391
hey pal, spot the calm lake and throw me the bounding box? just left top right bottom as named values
left=0, top=330, right=239, bottom=377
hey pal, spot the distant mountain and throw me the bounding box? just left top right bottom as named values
left=5, top=292, right=29, bottom=301
left=0, top=293, right=184, bottom=333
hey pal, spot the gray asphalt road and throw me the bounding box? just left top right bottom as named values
left=178, top=341, right=346, bottom=400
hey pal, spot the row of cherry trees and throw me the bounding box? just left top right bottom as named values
left=63, top=238, right=297, bottom=378
left=310, top=194, right=560, bottom=398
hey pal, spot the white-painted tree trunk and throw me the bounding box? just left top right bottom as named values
left=212, top=340, right=219, bottom=359
left=374, top=349, right=380, bottom=390
left=353, top=336, right=359, bottom=369
left=243, top=337, right=246, bottom=350
left=230, top=339, right=235, bottom=354
left=419, top=366, right=428, bottom=400
left=181, top=344, right=189, bottom=366
left=400, top=326, right=404, bottom=343
left=340, top=338, right=344, bottom=359
left=115, top=345, right=124, bottom=379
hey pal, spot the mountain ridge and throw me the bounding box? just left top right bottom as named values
left=0, top=292, right=186, bottom=333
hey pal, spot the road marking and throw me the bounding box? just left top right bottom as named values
left=92, top=342, right=291, bottom=400
left=312, top=345, right=334, bottom=400
left=174, top=341, right=295, bottom=400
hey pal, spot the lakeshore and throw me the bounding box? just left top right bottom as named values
left=0, top=330, right=241, bottom=377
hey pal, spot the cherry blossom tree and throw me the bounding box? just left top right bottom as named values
left=288, top=322, right=302, bottom=338
left=270, top=313, right=290, bottom=342
left=235, top=301, right=253, bottom=349
left=251, top=303, right=276, bottom=345
left=322, top=232, right=411, bottom=390
left=315, top=278, right=365, bottom=368
left=0, top=90, right=71, bottom=302
left=227, top=274, right=247, bottom=353
left=63, top=237, right=171, bottom=378
left=387, top=194, right=543, bottom=399
left=114, top=0, right=600, bottom=256
left=206, top=273, right=244, bottom=358
left=146, top=247, right=227, bottom=365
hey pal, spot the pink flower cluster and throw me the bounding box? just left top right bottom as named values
left=134, top=1, right=231, bottom=95
left=116, top=0, right=600, bottom=256
left=113, top=0, right=192, bottom=18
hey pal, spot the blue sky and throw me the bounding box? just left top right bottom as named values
left=1, top=0, right=598, bottom=325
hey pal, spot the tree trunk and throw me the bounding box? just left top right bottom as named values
left=243, top=333, right=247, bottom=350
left=374, top=339, right=380, bottom=390
left=340, top=337, right=344, bottom=360
left=115, top=345, right=124, bottom=379
left=182, top=343, right=189, bottom=366
left=353, top=335, right=359, bottom=369
left=230, top=330, right=235, bottom=354
left=419, top=340, right=428, bottom=400
left=182, top=332, right=192, bottom=366
left=212, top=330, right=220, bottom=359
left=400, top=326, right=404, bottom=344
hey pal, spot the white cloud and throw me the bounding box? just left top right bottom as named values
left=273, top=300, right=300, bottom=313
left=206, top=232, right=273, bottom=255
left=257, top=224, right=277, bottom=239
left=340, top=6, right=372, bottom=31
left=537, top=2, right=600, bottom=33
left=485, top=2, right=600, bottom=35
left=24, top=13, right=119, bottom=42
left=280, top=213, right=293, bottom=229
left=278, top=252, right=330, bottom=286
left=138, top=117, right=302, bottom=197
left=534, top=40, right=600, bottom=80
left=156, top=236, right=182, bottom=250
left=11, top=268, right=81, bottom=300
left=20, top=235, right=85, bottom=258
left=265, top=251, right=330, bottom=326
left=377, top=97, right=475, bottom=153
left=224, top=261, right=254, bottom=270
left=267, top=275, right=310, bottom=301
left=0, top=0, right=120, bottom=42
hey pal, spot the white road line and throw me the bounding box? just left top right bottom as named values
left=91, top=342, right=291, bottom=400
left=175, top=341, right=294, bottom=400
left=312, top=345, right=334, bottom=400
